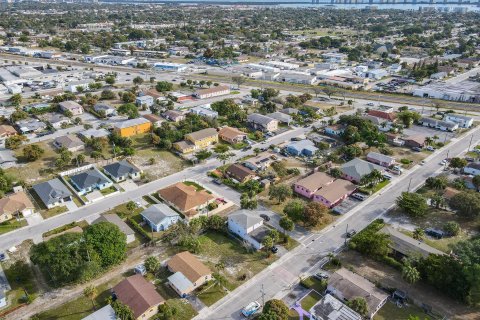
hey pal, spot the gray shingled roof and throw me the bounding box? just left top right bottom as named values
left=228, top=210, right=264, bottom=230
left=103, top=160, right=139, bottom=179
left=340, top=158, right=383, bottom=182
left=32, top=178, right=72, bottom=207
left=140, top=203, right=180, bottom=225
left=70, top=168, right=111, bottom=190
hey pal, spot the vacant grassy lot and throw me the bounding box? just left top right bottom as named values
left=300, top=276, right=326, bottom=293
left=161, top=299, right=198, bottom=320
left=8, top=141, right=58, bottom=183
left=40, top=206, right=68, bottom=219
left=34, top=276, right=124, bottom=320
left=374, top=300, right=432, bottom=320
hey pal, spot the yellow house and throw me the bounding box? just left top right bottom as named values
left=113, top=118, right=152, bottom=137
left=173, top=128, right=218, bottom=154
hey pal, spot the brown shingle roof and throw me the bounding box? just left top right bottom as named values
left=295, top=171, right=334, bottom=192
left=158, top=182, right=214, bottom=213
left=0, top=125, right=17, bottom=136
left=143, top=114, right=163, bottom=123
left=0, top=191, right=34, bottom=216
left=113, top=275, right=165, bottom=319
left=167, top=251, right=211, bottom=284
left=226, top=163, right=256, bottom=182
left=314, top=179, right=356, bottom=202
left=218, top=126, right=246, bottom=141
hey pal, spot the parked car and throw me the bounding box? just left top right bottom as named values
left=346, top=229, right=357, bottom=238
left=465, top=157, right=475, bottom=162
left=366, top=102, right=375, bottom=106
left=420, top=160, right=426, bottom=165
left=350, top=193, right=368, bottom=201
left=0, top=253, right=5, bottom=262
left=271, top=246, right=278, bottom=253
left=425, top=228, right=445, bottom=239
left=242, top=301, right=261, bottom=317
left=383, top=174, right=392, bottom=180
left=412, top=147, right=422, bottom=152
left=440, top=159, right=448, bottom=165
left=426, top=146, right=435, bottom=151
left=260, top=213, right=270, bottom=221
left=212, top=179, right=222, bottom=185
left=291, top=137, right=302, bottom=141
left=314, top=271, right=329, bottom=280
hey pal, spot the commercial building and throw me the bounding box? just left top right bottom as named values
left=366, top=152, right=396, bottom=167
left=443, top=114, right=474, bottom=128
left=418, top=117, right=458, bottom=132
left=413, top=81, right=480, bottom=103
left=153, top=62, right=187, bottom=72
left=113, top=118, right=152, bottom=137
left=193, top=85, right=231, bottom=99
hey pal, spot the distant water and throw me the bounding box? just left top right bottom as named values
left=279, top=3, right=480, bottom=10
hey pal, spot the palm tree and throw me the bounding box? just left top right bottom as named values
left=83, top=285, right=97, bottom=310
left=412, top=228, right=425, bottom=241
left=402, top=264, right=421, bottom=295
left=217, top=152, right=235, bottom=166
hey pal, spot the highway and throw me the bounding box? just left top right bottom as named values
left=195, top=126, right=480, bottom=320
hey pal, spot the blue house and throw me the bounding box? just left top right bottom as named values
left=69, top=167, right=113, bottom=195
left=286, top=140, right=318, bottom=157
left=324, top=124, right=346, bottom=136
left=140, top=203, right=181, bottom=232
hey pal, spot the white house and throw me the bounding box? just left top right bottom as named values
left=228, top=210, right=271, bottom=250
left=67, top=80, right=94, bottom=93
left=135, top=95, right=154, bottom=107
left=140, top=203, right=181, bottom=232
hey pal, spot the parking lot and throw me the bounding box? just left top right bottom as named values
left=404, top=123, right=456, bottom=143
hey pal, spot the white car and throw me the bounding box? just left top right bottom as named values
left=440, top=159, right=448, bottom=165
left=426, top=146, right=435, bottom=151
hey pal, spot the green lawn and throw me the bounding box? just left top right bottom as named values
left=154, top=268, right=180, bottom=300
left=288, top=308, right=300, bottom=320
left=374, top=300, right=431, bottom=320
left=300, top=290, right=322, bottom=311
left=42, top=220, right=89, bottom=238
left=161, top=299, right=198, bottom=320
left=100, top=186, right=117, bottom=196
left=300, top=276, right=327, bottom=293
left=102, top=202, right=143, bottom=219
left=143, top=195, right=158, bottom=205
left=0, top=219, right=27, bottom=235
left=41, top=206, right=68, bottom=219
left=360, top=180, right=390, bottom=194
left=196, top=281, right=228, bottom=306
left=183, top=181, right=205, bottom=191
left=35, top=276, right=125, bottom=320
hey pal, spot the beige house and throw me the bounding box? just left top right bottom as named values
left=58, top=101, right=84, bottom=116
left=167, top=251, right=212, bottom=296
left=0, top=191, right=35, bottom=222
left=218, top=126, right=247, bottom=144
left=158, top=182, right=215, bottom=218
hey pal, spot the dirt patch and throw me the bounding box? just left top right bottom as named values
left=338, top=250, right=480, bottom=320
left=130, top=150, right=187, bottom=180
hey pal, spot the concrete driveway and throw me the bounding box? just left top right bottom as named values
left=119, top=180, right=138, bottom=192
left=25, top=213, right=44, bottom=226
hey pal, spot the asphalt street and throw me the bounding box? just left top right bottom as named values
left=194, top=126, right=480, bottom=320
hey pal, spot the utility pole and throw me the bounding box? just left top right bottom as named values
left=468, top=134, right=474, bottom=152
left=407, top=177, right=413, bottom=192
left=344, top=223, right=348, bottom=246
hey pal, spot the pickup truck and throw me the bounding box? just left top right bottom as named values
left=242, top=301, right=261, bottom=317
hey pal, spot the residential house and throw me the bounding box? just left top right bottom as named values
left=39, top=113, right=71, bottom=130
left=443, top=114, right=474, bottom=128
left=113, top=118, right=152, bottom=138
left=0, top=125, right=17, bottom=141
left=93, top=214, right=135, bottom=244
left=58, top=101, right=84, bottom=116
left=464, top=162, right=480, bottom=176
left=247, top=113, right=278, bottom=132
left=193, top=85, right=230, bottom=99
left=313, top=179, right=356, bottom=208
left=82, top=305, right=116, bottom=320
left=327, top=268, right=388, bottom=319
left=78, top=128, right=110, bottom=140
left=225, top=163, right=256, bottom=183
left=228, top=210, right=271, bottom=250
left=403, top=135, right=425, bottom=149
left=94, top=103, right=116, bottom=116
left=103, top=160, right=141, bottom=182
left=0, top=191, right=34, bottom=222
left=280, top=108, right=298, bottom=115
left=135, top=95, right=154, bottom=107
left=340, top=158, right=384, bottom=183
left=67, top=80, right=93, bottom=93
left=286, top=139, right=318, bottom=157
left=112, top=274, right=165, bottom=320
left=418, top=117, right=458, bottom=132
left=385, top=133, right=405, bottom=147
left=15, top=118, right=47, bottom=134
left=380, top=225, right=445, bottom=258
left=189, top=105, right=218, bottom=119
left=142, top=114, right=163, bottom=127
left=294, top=171, right=335, bottom=199
left=368, top=106, right=396, bottom=122
left=243, top=152, right=274, bottom=171
left=140, top=203, right=181, bottom=232
left=53, top=135, right=85, bottom=152
left=266, top=112, right=292, bottom=125
left=366, top=152, right=395, bottom=167
left=163, top=110, right=186, bottom=122
left=218, top=126, right=247, bottom=144
left=167, top=251, right=212, bottom=296
left=158, top=182, right=215, bottom=218
left=69, top=167, right=113, bottom=195
left=173, top=128, right=218, bottom=154
left=309, top=294, right=362, bottom=320
left=324, top=124, right=345, bottom=136
left=32, top=178, right=72, bottom=209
